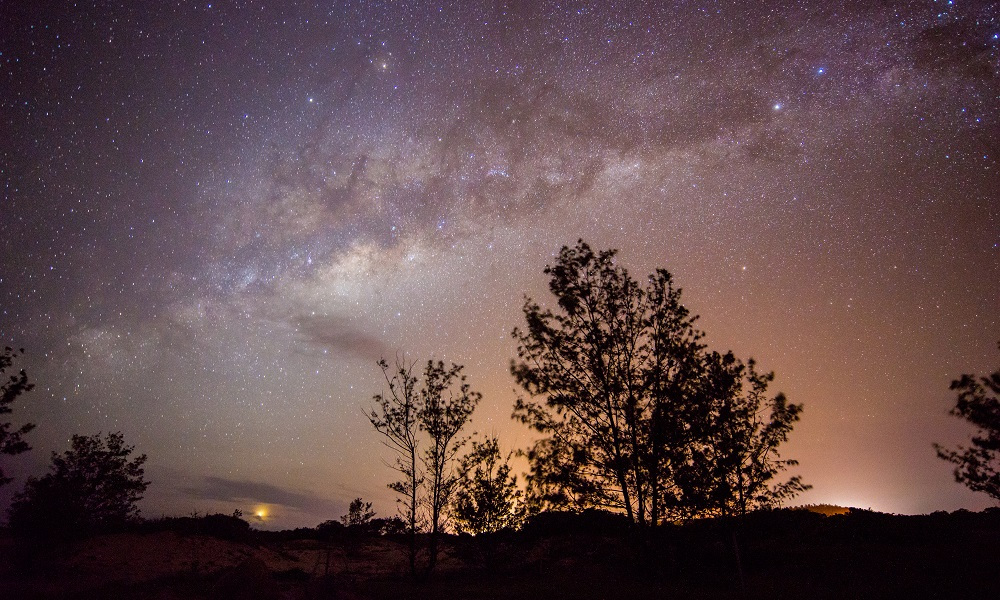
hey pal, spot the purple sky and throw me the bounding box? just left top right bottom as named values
left=2, top=0, right=998, bottom=528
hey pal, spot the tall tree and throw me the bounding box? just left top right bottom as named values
left=512, top=240, right=807, bottom=524
left=935, top=343, right=1000, bottom=502
left=418, top=360, right=479, bottom=572
left=676, top=354, right=809, bottom=517
left=1, top=346, right=35, bottom=487
left=7, top=432, right=149, bottom=537
left=368, top=357, right=422, bottom=574
left=368, top=356, right=480, bottom=576
left=513, top=242, right=652, bottom=522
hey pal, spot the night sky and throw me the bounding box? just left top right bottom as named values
left=2, top=0, right=998, bottom=529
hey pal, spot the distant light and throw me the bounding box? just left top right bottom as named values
left=817, top=67, right=825, bottom=74
left=773, top=103, right=782, bottom=110
left=308, top=97, right=314, bottom=103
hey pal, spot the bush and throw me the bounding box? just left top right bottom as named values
left=7, top=432, right=148, bottom=539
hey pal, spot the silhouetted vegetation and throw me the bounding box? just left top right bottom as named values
left=6, top=247, right=998, bottom=598
left=418, top=360, right=479, bottom=573
left=368, top=356, right=480, bottom=576
left=511, top=241, right=807, bottom=524
left=3, top=507, right=998, bottom=599
left=936, top=341, right=1000, bottom=502
left=0, top=346, right=35, bottom=488
left=315, top=517, right=345, bottom=539
left=7, top=431, right=149, bottom=538
left=452, top=435, right=525, bottom=535
left=341, top=497, right=377, bottom=528
left=141, top=511, right=252, bottom=542
left=370, top=515, right=408, bottom=535
left=368, top=357, right=423, bottom=573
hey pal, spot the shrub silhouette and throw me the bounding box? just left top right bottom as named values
left=452, top=435, right=525, bottom=535
left=340, top=497, right=377, bottom=530
left=7, top=431, right=148, bottom=539
left=144, top=512, right=253, bottom=541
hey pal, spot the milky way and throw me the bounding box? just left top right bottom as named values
left=2, top=1, right=998, bottom=527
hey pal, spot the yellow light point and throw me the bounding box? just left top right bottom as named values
left=254, top=506, right=268, bottom=520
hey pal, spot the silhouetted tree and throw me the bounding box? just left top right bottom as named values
left=368, top=356, right=480, bottom=576
left=369, top=357, right=422, bottom=574
left=316, top=518, right=346, bottom=540
left=341, top=497, right=377, bottom=528
left=453, top=435, right=525, bottom=535
left=7, top=431, right=149, bottom=537
left=418, top=360, right=479, bottom=572
left=676, top=353, right=809, bottom=517
left=1, top=346, right=35, bottom=487
left=512, top=241, right=807, bottom=524
left=370, top=515, right=407, bottom=535
left=935, top=343, right=1000, bottom=502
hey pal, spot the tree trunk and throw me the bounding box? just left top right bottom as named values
left=408, top=450, right=418, bottom=577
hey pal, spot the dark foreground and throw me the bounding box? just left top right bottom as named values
left=2, top=508, right=998, bottom=599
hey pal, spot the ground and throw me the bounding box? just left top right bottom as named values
left=1, top=509, right=998, bottom=599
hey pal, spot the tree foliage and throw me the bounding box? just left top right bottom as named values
left=418, top=360, right=479, bottom=570
left=935, top=343, right=1000, bottom=502
left=452, top=435, right=525, bottom=535
left=7, top=431, right=149, bottom=537
left=368, top=356, right=480, bottom=575
left=511, top=241, right=807, bottom=524
left=368, top=357, right=422, bottom=573
left=368, top=358, right=422, bottom=549
left=1, top=346, right=35, bottom=487
left=672, top=353, right=809, bottom=517
left=341, top=497, right=377, bottom=528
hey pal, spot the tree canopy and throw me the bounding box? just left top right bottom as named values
left=1, top=346, right=35, bottom=487
left=341, top=497, right=377, bottom=528
left=452, top=435, right=525, bottom=535
left=368, top=356, right=480, bottom=575
left=511, top=240, right=807, bottom=524
left=935, top=343, right=1000, bottom=502
left=7, top=431, right=149, bottom=537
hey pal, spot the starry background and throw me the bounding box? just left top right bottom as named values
left=1, top=0, right=998, bottom=528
